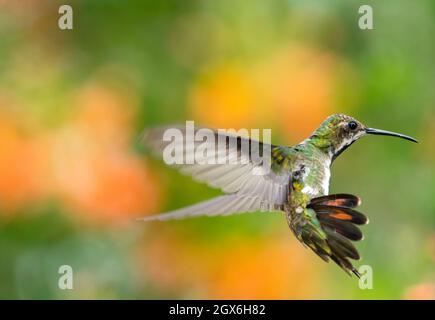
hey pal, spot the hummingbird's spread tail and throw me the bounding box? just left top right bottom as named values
left=294, top=194, right=368, bottom=277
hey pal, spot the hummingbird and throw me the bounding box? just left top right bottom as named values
left=139, top=114, right=417, bottom=277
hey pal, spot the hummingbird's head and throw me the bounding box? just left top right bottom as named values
left=309, top=114, right=418, bottom=160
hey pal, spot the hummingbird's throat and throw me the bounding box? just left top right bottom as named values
left=333, top=138, right=362, bottom=162
left=307, top=130, right=362, bottom=162
left=327, top=133, right=360, bottom=162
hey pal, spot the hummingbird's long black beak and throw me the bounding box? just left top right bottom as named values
left=365, top=128, right=418, bottom=143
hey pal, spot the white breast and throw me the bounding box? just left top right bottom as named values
left=321, top=165, right=331, bottom=195
left=301, top=159, right=331, bottom=197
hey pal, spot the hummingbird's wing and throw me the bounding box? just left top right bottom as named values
left=141, top=126, right=291, bottom=217
left=138, top=194, right=282, bottom=222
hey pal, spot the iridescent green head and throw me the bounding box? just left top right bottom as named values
left=308, top=114, right=418, bottom=159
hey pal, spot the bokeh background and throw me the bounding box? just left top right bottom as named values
left=0, top=0, right=434, bottom=299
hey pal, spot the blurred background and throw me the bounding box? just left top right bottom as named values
left=0, top=0, right=434, bottom=299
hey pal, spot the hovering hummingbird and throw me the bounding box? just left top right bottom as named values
left=139, top=114, right=417, bottom=277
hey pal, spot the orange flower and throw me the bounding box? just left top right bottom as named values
left=0, top=116, right=49, bottom=211
left=49, top=83, right=163, bottom=224
left=190, top=65, right=260, bottom=129
left=405, top=283, right=435, bottom=300
left=203, top=235, right=325, bottom=299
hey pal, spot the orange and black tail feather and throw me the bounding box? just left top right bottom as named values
left=310, top=193, right=361, bottom=208
left=308, top=194, right=368, bottom=278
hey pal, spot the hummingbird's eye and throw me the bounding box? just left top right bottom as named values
left=348, top=121, right=358, bottom=130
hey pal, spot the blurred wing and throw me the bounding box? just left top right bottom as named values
left=138, top=194, right=283, bottom=222
left=142, top=126, right=291, bottom=212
